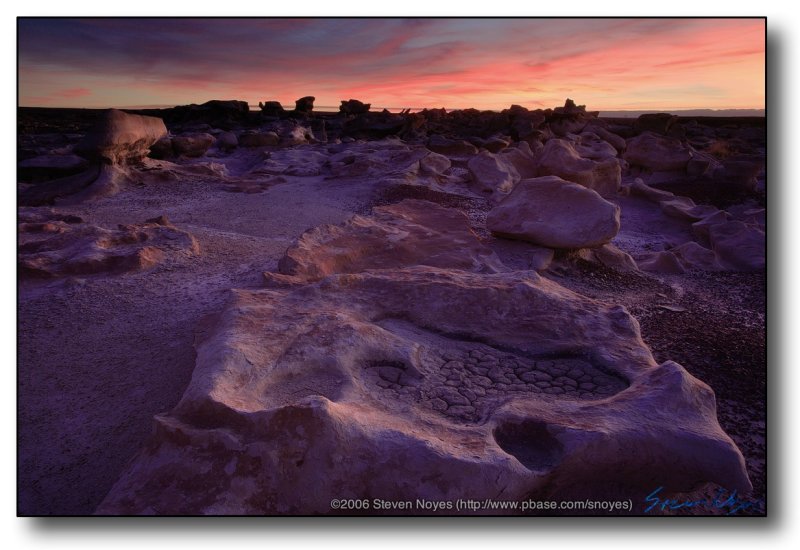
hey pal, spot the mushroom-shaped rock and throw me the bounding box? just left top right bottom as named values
left=294, top=96, right=315, bottom=114
left=75, top=109, right=168, bottom=165
left=487, top=176, right=621, bottom=249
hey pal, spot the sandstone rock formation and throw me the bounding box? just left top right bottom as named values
left=272, top=200, right=505, bottom=285
left=172, top=133, right=215, bottom=158
left=238, top=131, right=279, bottom=148
left=467, top=151, right=520, bottom=196
left=325, top=140, right=426, bottom=181
left=19, top=213, right=199, bottom=278
left=251, top=148, right=329, bottom=177
left=419, top=152, right=451, bottom=176
left=659, top=196, right=719, bottom=222
left=637, top=250, right=686, bottom=274
left=574, top=132, right=618, bottom=160
left=499, top=143, right=539, bottom=179
left=215, top=131, right=238, bottom=152
left=340, top=99, right=371, bottom=115
left=635, top=113, right=678, bottom=136
left=623, top=132, right=691, bottom=172
left=708, top=221, right=765, bottom=271
left=74, top=109, right=168, bottom=165
left=259, top=100, right=286, bottom=117
left=487, top=176, right=620, bottom=249
left=294, top=96, right=315, bottom=114
left=97, top=199, right=750, bottom=514
left=535, top=139, right=620, bottom=197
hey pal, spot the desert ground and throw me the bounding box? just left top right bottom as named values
left=17, top=98, right=765, bottom=515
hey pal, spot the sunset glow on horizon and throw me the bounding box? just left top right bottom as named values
left=18, top=18, right=765, bottom=112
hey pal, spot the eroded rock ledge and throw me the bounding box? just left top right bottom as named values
left=98, top=200, right=750, bottom=515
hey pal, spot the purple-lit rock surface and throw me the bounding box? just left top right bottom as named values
left=98, top=201, right=749, bottom=514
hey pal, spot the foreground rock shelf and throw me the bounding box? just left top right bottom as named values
left=98, top=201, right=751, bottom=515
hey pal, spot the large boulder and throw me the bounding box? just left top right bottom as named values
left=574, top=132, right=618, bottom=160
left=623, top=132, right=691, bottom=171
left=215, top=131, right=238, bottom=152
left=583, top=121, right=627, bottom=153
left=713, top=159, right=763, bottom=194
left=419, top=152, right=451, bottom=176
left=171, top=133, right=215, bottom=158
left=148, top=137, right=174, bottom=159
left=499, top=142, right=538, bottom=179
left=487, top=176, right=621, bottom=249
left=708, top=221, right=765, bottom=271
left=238, top=131, right=279, bottom=148
left=467, top=151, right=519, bottom=195
left=97, top=202, right=749, bottom=513
left=535, top=139, right=620, bottom=197
left=75, top=109, right=168, bottom=165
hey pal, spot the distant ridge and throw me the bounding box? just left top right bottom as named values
left=599, top=108, right=765, bottom=118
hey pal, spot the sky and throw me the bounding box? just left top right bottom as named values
left=18, top=17, right=765, bottom=112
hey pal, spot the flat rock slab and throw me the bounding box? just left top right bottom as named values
left=19, top=212, right=199, bottom=278
left=273, top=199, right=506, bottom=283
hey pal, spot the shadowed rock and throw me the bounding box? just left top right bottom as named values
left=623, top=132, right=691, bottom=172
left=635, top=113, right=678, bottom=135
left=339, top=99, right=371, bottom=115
left=172, top=133, right=215, bottom=158
left=18, top=154, right=90, bottom=183
left=294, top=96, right=315, bottom=114
left=259, top=100, right=286, bottom=117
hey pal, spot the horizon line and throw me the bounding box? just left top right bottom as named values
left=18, top=104, right=766, bottom=116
